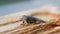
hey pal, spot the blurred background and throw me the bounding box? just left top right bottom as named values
left=0, top=0, right=60, bottom=16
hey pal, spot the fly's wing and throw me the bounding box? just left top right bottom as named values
left=36, top=19, right=46, bottom=24
left=39, top=19, right=46, bottom=23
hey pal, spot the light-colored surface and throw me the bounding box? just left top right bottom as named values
left=0, top=0, right=60, bottom=16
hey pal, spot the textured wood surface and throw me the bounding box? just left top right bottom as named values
left=0, top=5, right=60, bottom=34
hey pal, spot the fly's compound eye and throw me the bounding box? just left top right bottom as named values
left=23, top=21, right=25, bottom=24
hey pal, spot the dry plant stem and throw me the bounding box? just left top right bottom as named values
left=11, top=24, right=42, bottom=34
left=11, top=22, right=55, bottom=34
